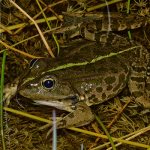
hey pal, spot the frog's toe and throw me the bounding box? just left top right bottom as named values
left=136, top=96, right=150, bottom=108
left=57, top=102, right=94, bottom=129
left=3, top=78, right=19, bottom=106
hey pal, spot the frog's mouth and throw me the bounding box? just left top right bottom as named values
left=33, top=95, right=79, bottom=112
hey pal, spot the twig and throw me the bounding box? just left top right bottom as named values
left=0, top=15, right=63, bottom=33
left=0, top=23, right=13, bottom=34
left=0, top=40, right=42, bottom=58
left=107, top=97, right=131, bottom=129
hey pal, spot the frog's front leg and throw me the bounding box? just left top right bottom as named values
left=56, top=102, right=94, bottom=129
left=3, top=78, right=19, bottom=106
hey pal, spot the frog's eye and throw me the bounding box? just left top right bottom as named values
left=42, top=78, right=55, bottom=89
left=29, top=59, right=47, bottom=75
left=29, top=59, right=38, bottom=69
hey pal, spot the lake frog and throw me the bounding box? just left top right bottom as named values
left=18, top=33, right=150, bottom=128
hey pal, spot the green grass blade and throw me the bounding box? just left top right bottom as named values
left=0, top=50, right=7, bottom=150
left=95, top=114, right=117, bottom=150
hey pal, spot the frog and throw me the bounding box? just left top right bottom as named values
left=3, top=11, right=149, bottom=128
left=18, top=32, right=150, bottom=129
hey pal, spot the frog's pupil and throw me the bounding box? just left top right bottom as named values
left=43, top=79, right=54, bottom=89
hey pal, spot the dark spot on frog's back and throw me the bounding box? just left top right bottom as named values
left=97, top=67, right=108, bottom=72
left=119, top=73, right=126, bottom=82
left=96, top=87, right=103, bottom=93
left=102, top=93, right=107, bottom=100
left=130, top=77, right=145, bottom=82
left=132, top=66, right=146, bottom=72
left=107, top=85, right=113, bottom=91
left=110, top=67, right=119, bottom=73
left=104, top=76, right=116, bottom=84
left=113, top=73, right=126, bottom=92
left=92, top=98, right=99, bottom=103
left=89, top=94, right=96, bottom=100
left=121, top=63, right=129, bottom=73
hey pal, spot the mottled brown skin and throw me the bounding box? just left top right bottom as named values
left=19, top=32, right=150, bottom=128
left=55, top=12, right=148, bottom=40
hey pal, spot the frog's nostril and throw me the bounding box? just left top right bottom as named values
left=30, top=83, right=38, bottom=87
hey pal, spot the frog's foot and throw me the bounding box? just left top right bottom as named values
left=3, top=78, right=19, bottom=106
left=56, top=102, right=94, bottom=129
left=135, top=96, right=150, bottom=108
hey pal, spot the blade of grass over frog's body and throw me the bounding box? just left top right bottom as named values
left=127, top=0, right=132, bottom=40
left=0, top=50, right=7, bottom=150
left=80, top=143, right=84, bottom=150
left=105, top=0, right=111, bottom=32
left=127, top=0, right=131, bottom=14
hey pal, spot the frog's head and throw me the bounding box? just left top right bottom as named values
left=19, top=73, right=75, bottom=99
left=18, top=59, right=79, bottom=112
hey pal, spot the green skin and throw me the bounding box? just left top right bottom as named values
left=19, top=34, right=150, bottom=128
